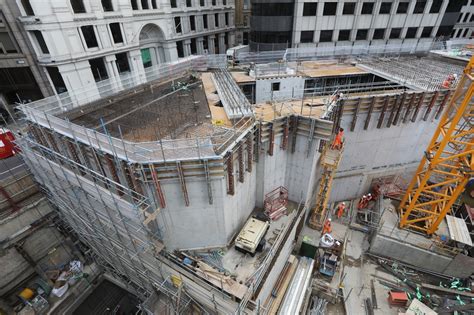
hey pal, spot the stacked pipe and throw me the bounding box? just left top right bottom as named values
left=278, top=257, right=315, bottom=314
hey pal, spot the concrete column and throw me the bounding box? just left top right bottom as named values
left=228, top=32, right=235, bottom=47
left=218, top=33, right=225, bottom=54
left=105, top=54, right=122, bottom=91
left=208, top=35, right=216, bottom=54
left=184, top=39, right=192, bottom=56
left=163, top=42, right=178, bottom=62
left=148, top=0, right=153, bottom=9
left=58, top=61, right=99, bottom=106
left=197, top=37, right=205, bottom=54
left=137, top=0, right=143, bottom=10
left=128, top=49, right=147, bottom=84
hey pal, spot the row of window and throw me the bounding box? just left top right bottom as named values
left=300, top=26, right=435, bottom=43
left=453, top=27, right=474, bottom=38
left=20, top=0, right=229, bottom=16
left=174, top=13, right=230, bottom=33
left=31, top=23, right=124, bottom=55
left=457, top=11, right=474, bottom=23
left=170, top=0, right=228, bottom=9
left=302, top=0, right=448, bottom=17
left=175, top=32, right=230, bottom=57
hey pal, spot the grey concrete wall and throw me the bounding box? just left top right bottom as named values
left=255, top=76, right=305, bottom=103
left=330, top=110, right=438, bottom=202
left=152, top=178, right=228, bottom=250
left=155, top=130, right=322, bottom=251
left=0, top=247, right=34, bottom=296
left=370, top=233, right=474, bottom=278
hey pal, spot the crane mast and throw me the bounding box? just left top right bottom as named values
left=399, top=57, right=474, bottom=234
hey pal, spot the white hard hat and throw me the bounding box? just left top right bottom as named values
left=342, top=202, right=346, bottom=205
left=368, top=193, right=372, bottom=196
left=328, top=218, right=332, bottom=222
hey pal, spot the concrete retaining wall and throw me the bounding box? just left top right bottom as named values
left=370, top=233, right=474, bottom=278
left=330, top=110, right=438, bottom=202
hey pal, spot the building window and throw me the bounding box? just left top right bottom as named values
left=323, top=2, right=337, bottom=15
left=81, top=26, right=99, bottom=48
left=272, top=82, right=280, bottom=91
left=338, top=30, right=350, bottom=41
left=436, top=25, right=454, bottom=37
left=131, top=0, right=138, bottom=10
left=152, top=0, right=157, bottom=9
left=471, top=14, right=474, bottom=22
left=141, top=0, right=149, bottom=9
left=200, top=0, right=205, bottom=6
left=300, top=31, right=314, bottom=43
left=379, top=2, right=392, bottom=14
left=361, top=2, right=374, bottom=14
left=462, top=28, right=469, bottom=37
left=71, top=0, right=86, bottom=13
left=223, top=0, right=227, bottom=5
left=373, top=28, right=385, bottom=39
left=429, top=0, right=442, bottom=13
left=0, top=32, right=18, bottom=53
left=175, top=17, right=182, bottom=33
left=463, top=13, right=470, bottom=23
left=397, top=1, right=408, bottom=13
left=320, top=30, right=333, bottom=42
left=109, top=23, right=123, bottom=43
left=225, top=13, right=229, bottom=25
left=170, top=0, right=177, bottom=8
left=141, top=48, right=152, bottom=66
left=215, top=13, right=219, bottom=27
left=303, top=3, right=317, bottom=16
left=406, top=27, right=418, bottom=38
left=177, top=41, right=185, bottom=57
left=115, top=52, right=130, bottom=73
left=21, top=0, right=35, bottom=15
left=212, top=0, right=216, bottom=5
left=343, top=2, right=355, bottom=14
left=413, top=0, right=426, bottom=14
left=31, top=31, right=49, bottom=54
left=186, top=0, right=192, bottom=7
left=191, top=38, right=197, bottom=54
left=356, top=29, right=368, bottom=40
left=89, top=57, right=108, bottom=82
left=421, top=26, right=433, bottom=37
left=46, top=67, right=67, bottom=93
left=101, top=0, right=113, bottom=11
left=203, top=14, right=208, bottom=28
left=389, top=28, right=401, bottom=39
left=190, top=16, right=196, bottom=31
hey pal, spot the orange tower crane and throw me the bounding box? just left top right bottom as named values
left=399, top=57, right=474, bottom=234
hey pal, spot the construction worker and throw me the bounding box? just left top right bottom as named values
left=442, top=74, right=455, bottom=89
left=331, top=128, right=344, bottom=150
left=358, top=194, right=369, bottom=210
left=336, top=202, right=346, bottom=219
left=322, top=218, right=332, bottom=234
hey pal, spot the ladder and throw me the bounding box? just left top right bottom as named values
left=308, top=138, right=344, bottom=230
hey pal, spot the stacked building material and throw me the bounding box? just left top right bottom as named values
left=264, top=186, right=289, bottom=221
left=278, top=257, right=314, bottom=314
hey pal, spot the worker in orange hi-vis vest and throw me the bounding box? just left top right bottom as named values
left=322, top=218, right=332, bottom=234
left=336, top=202, right=346, bottom=219
left=358, top=194, right=369, bottom=210
left=331, top=128, right=344, bottom=150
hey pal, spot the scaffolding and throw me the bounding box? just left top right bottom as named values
left=15, top=44, right=466, bottom=313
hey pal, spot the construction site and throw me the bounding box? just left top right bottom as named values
left=1, top=41, right=474, bottom=314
